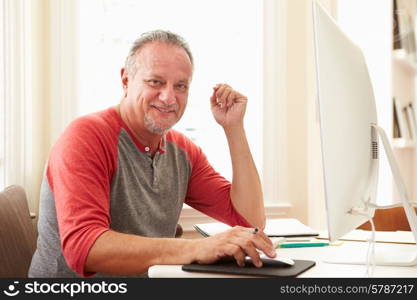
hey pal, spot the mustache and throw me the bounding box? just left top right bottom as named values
left=149, top=102, right=178, bottom=111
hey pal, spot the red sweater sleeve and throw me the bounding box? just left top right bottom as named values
left=47, top=114, right=118, bottom=277
left=169, top=131, right=251, bottom=227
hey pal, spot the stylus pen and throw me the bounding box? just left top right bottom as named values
left=277, top=242, right=329, bottom=248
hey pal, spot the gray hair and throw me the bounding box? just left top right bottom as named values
left=125, top=30, right=194, bottom=77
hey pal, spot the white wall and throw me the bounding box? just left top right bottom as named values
left=285, top=0, right=335, bottom=229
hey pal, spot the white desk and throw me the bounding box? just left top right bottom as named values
left=149, top=240, right=417, bottom=278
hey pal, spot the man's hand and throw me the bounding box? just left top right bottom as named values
left=192, top=226, right=276, bottom=268
left=210, top=84, right=247, bottom=129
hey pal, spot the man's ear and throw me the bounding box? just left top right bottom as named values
left=121, top=68, right=129, bottom=96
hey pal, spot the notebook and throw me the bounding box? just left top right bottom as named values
left=194, top=218, right=319, bottom=237
left=182, top=259, right=316, bottom=277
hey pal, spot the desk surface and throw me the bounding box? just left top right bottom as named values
left=148, top=241, right=417, bottom=278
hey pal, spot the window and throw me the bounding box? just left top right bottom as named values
left=337, top=0, right=393, bottom=206
left=0, top=0, right=32, bottom=193
left=75, top=0, right=289, bottom=228
left=1, top=0, right=288, bottom=226
left=0, top=0, right=5, bottom=189
left=77, top=0, right=263, bottom=182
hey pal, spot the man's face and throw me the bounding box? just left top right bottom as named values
left=123, top=42, right=193, bottom=135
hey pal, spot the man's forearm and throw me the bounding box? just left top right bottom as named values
left=84, top=230, right=199, bottom=275
left=224, top=125, right=265, bottom=229
left=85, top=226, right=276, bottom=275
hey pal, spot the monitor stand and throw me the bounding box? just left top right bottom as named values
left=324, top=124, right=417, bottom=267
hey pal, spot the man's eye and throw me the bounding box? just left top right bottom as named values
left=147, top=80, right=162, bottom=86
left=176, top=84, right=188, bottom=91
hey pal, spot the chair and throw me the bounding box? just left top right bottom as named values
left=358, top=207, right=417, bottom=231
left=0, top=185, right=36, bottom=277
left=175, top=223, right=183, bottom=238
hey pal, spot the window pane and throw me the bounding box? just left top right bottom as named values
left=0, top=0, right=5, bottom=190
left=78, top=0, right=263, bottom=181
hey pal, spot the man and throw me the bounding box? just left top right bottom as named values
left=29, top=30, right=276, bottom=277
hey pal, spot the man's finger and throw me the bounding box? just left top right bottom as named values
left=234, top=238, right=263, bottom=267
left=210, top=89, right=218, bottom=107
left=226, top=91, right=236, bottom=107
left=220, top=88, right=232, bottom=106
left=215, top=84, right=230, bottom=99
left=224, top=244, right=246, bottom=267
left=248, top=228, right=276, bottom=258
left=252, top=229, right=273, bottom=247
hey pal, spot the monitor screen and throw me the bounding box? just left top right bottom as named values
left=312, top=2, right=379, bottom=242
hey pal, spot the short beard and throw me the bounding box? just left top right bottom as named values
left=144, top=114, right=172, bottom=135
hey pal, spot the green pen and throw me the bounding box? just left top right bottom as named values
left=277, top=242, right=329, bottom=248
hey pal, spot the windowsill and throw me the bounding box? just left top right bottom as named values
left=179, top=203, right=292, bottom=232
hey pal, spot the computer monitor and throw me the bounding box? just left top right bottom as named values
left=312, top=1, right=417, bottom=266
